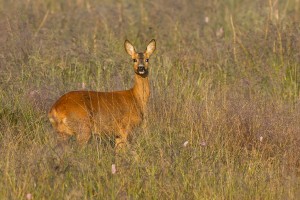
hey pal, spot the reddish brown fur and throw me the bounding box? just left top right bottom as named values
left=48, top=39, right=156, bottom=148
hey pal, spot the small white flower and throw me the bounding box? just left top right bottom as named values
left=111, top=164, right=116, bottom=174
left=26, top=193, right=33, bottom=200
left=259, top=136, right=263, bottom=142
left=205, top=16, right=209, bottom=23
left=29, top=90, right=38, bottom=96
left=183, top=141, right=189, bottom=147
left=200, top=141, right=207, bottom=147
left=216, top=27, right=224, bottom=38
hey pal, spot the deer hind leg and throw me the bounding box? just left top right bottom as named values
left=57, top=131, right=71, bottom=143
left=49, top=115, right=73, bottom=144
left=75, top=122, right=92, bottom=145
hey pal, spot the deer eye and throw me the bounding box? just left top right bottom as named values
left=145, top=59, right=149, bottom=62
left=133, top=59, right=137, bottom=62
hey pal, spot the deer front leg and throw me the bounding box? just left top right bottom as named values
left=115, top=128, right=128, bottom=150
left=141, top=106, right=149, bottom=130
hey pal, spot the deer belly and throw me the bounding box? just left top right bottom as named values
left=91, top=109, right=142, bottom=135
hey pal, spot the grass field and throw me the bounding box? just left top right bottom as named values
left=0, top=0, right=299, bottom=199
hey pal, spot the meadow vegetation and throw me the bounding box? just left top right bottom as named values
left=0, top=0, right=299, bottom=199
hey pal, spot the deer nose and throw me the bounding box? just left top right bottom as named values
left=138, top=65, right=145, bottom=71
left=137, top=65, right=147, bottom=75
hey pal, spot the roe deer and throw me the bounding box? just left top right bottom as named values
left=48, top=39, right=156, bottom=148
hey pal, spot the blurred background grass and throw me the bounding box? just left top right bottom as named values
left=0, top=0, right=299, bottom=199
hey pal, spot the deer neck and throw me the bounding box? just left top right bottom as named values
left=132, top=74, right=150, bottom=111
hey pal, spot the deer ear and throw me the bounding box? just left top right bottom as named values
left=124, top=40, right=136, bottom=56
left=145, top=39, right=156, bottom=56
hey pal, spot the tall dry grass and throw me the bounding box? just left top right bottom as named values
left=0, top=0, right=299, bottom=199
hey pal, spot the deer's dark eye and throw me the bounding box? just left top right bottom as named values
left=145, top=59, right=149, bottom=62
left=133, top=59, right=137, bottom=62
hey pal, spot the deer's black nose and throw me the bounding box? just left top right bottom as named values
left=138, top=65, right=145, bottom=71
left=137, top=65, right=147, bottom=75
